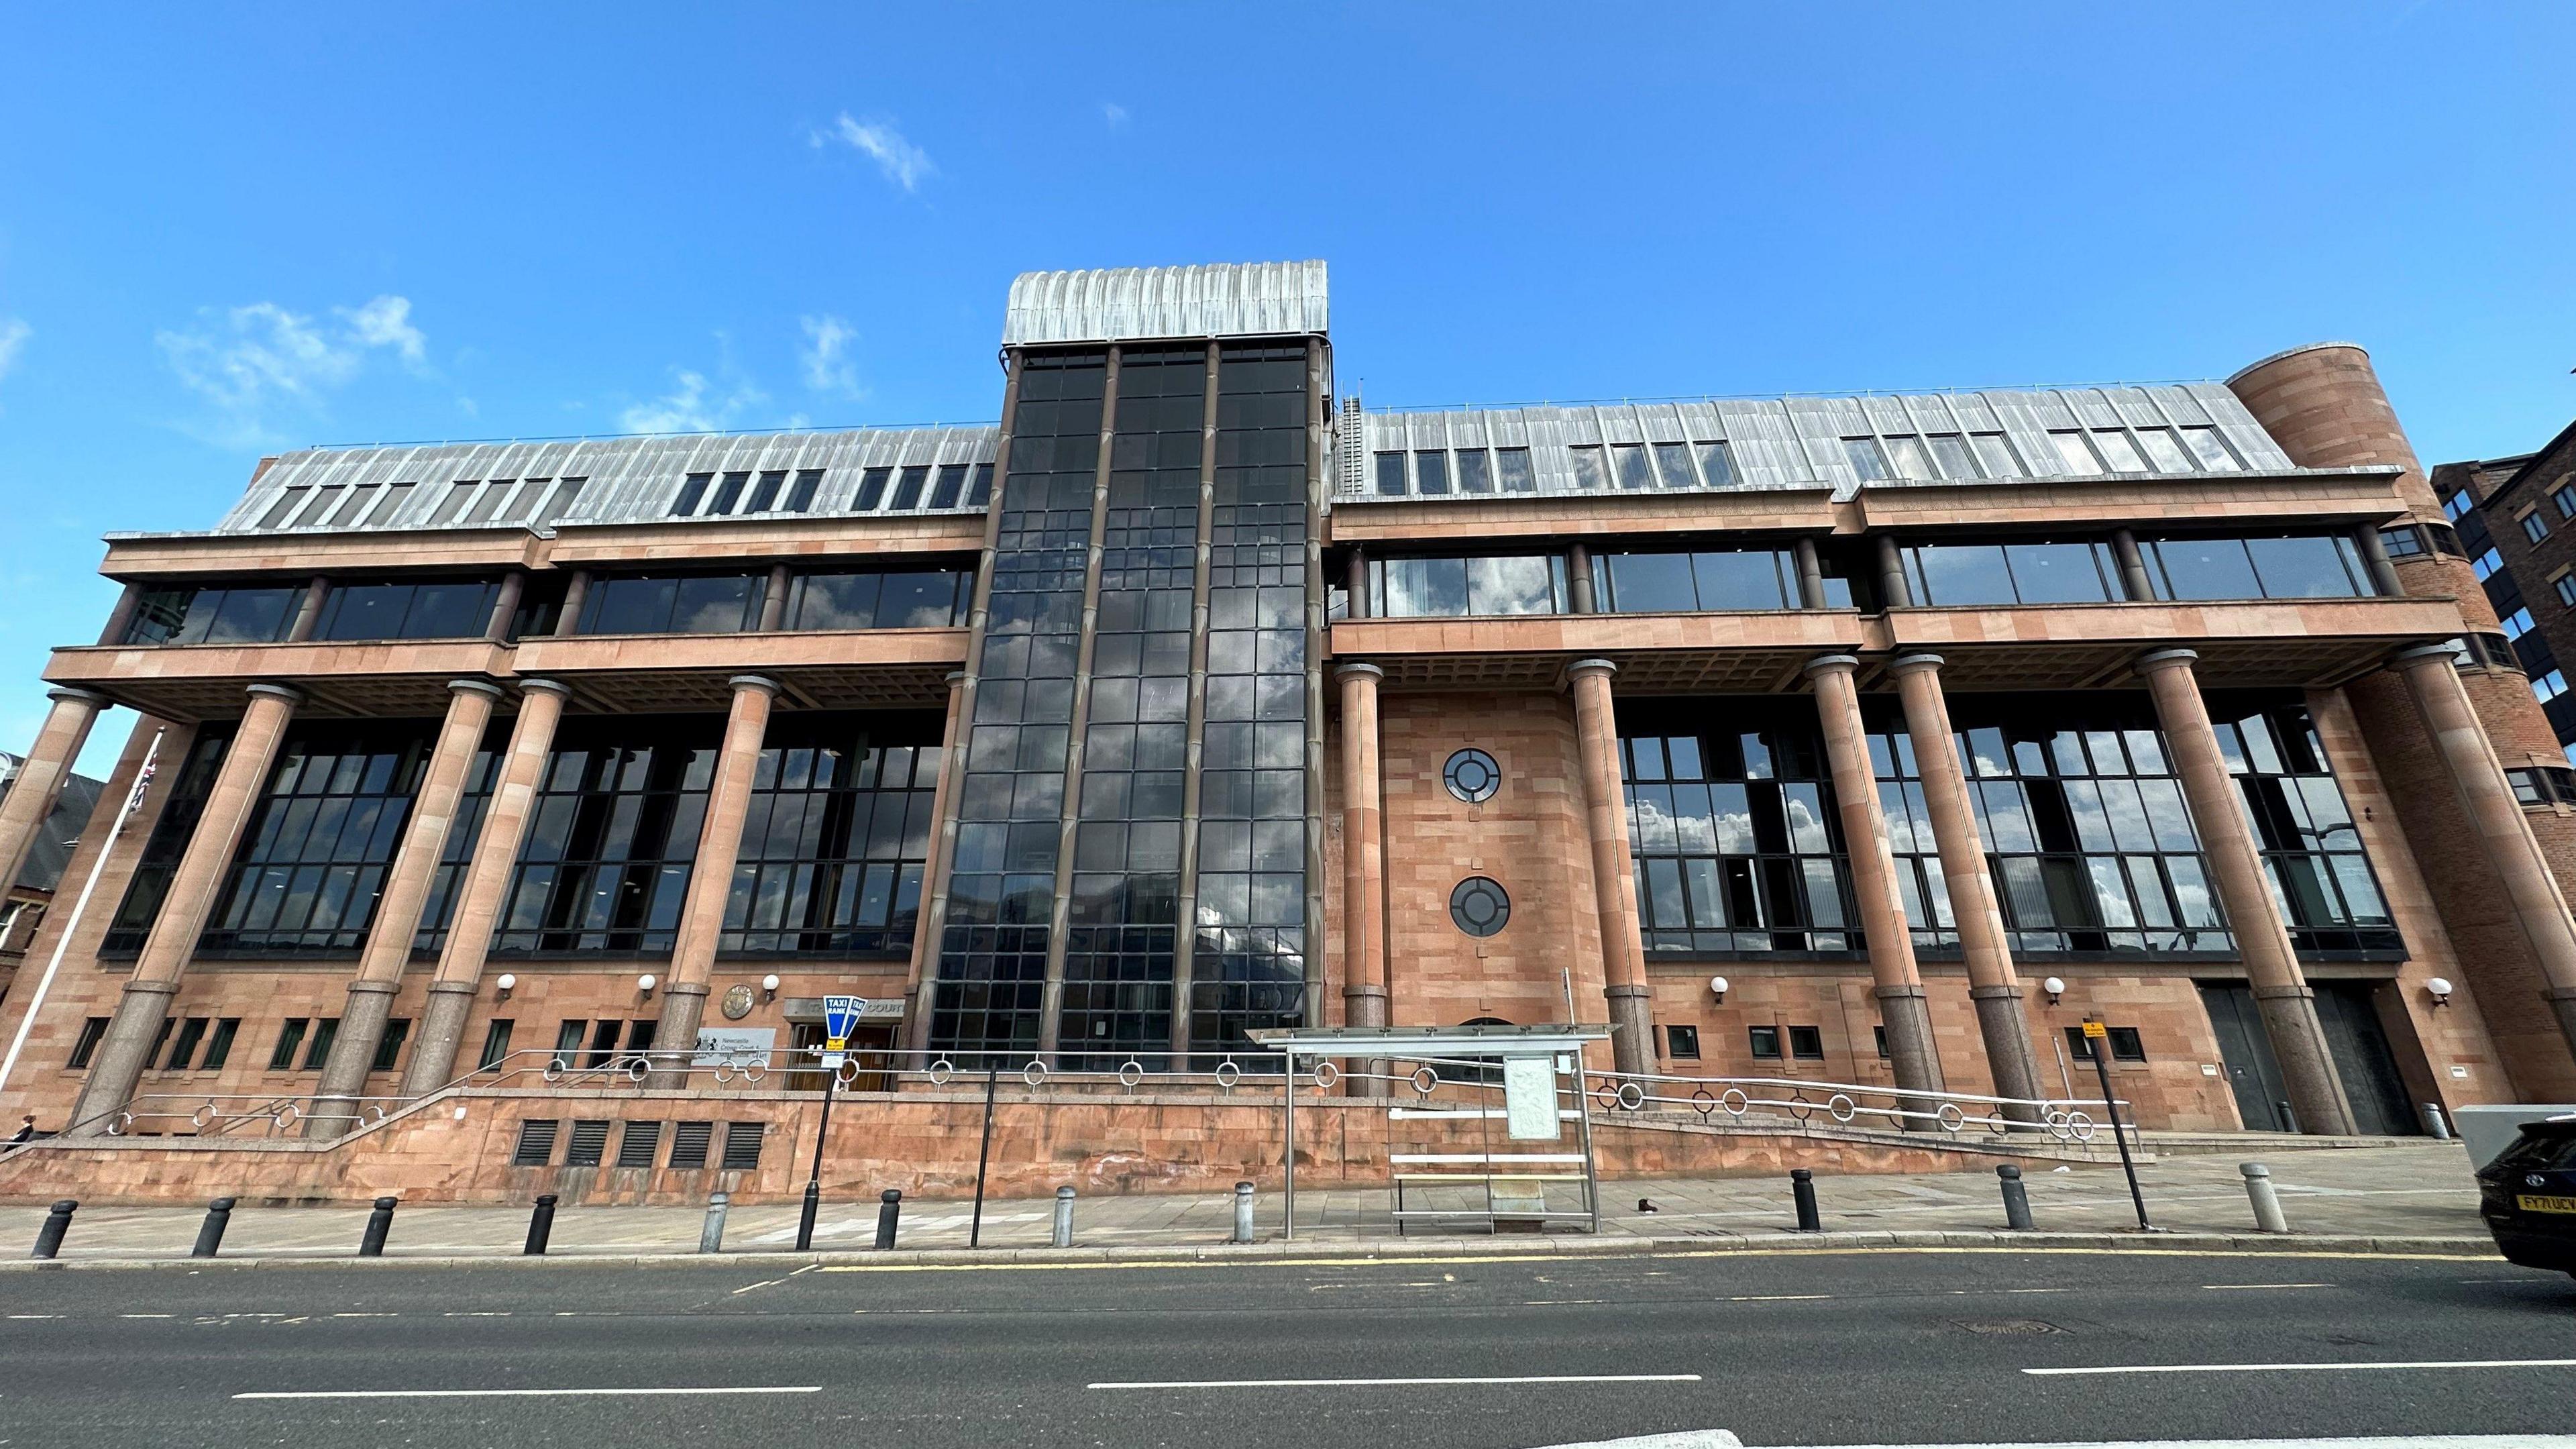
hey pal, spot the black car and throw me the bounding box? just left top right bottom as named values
left=2476, top=1116, right=2576, bottom=1277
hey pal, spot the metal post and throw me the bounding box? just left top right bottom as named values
left=2241, top=1161, right=2290, bottom=1234
left=193, top=1197, right=235, bottom=1258
left=2090, top=1028, right=2152, bottom=1231
left=874, top=1189, right=902, bottom=1250
left=523, top=1193, right=557, bottom=1256
left=1231, top=1181, right=1255, bottom=1244
left=2422, top=1103, right=2453, bottom=1140
left=30, top=1199, right=75, bottom=1259
left=698, top=1191, right=730, bottom=1253
left=1564, top=971, right=1601, bottom=1235
left=358, top=1195, right=397, bottom=1257
left=969, top=1063, right=998, bottom=1248
left=1281, top=1049, right=1297, bottom=1243
left=1055, top=1186, right=1077, bottom=1248
left=796, top=1061, right=837, bottom=1252
left=1790, top=1169, right=1821, bottom=1232
left=1997, top=1165, right=2033, bottom=1231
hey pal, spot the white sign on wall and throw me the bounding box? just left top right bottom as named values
left=1502, top=1057, right=1561, bottom=1141
left=692, top=1026, right=776, bottom=1068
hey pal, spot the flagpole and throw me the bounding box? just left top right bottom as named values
left=0, top=729, right=162, bottom=1108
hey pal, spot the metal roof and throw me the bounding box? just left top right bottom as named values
left=1002, top=260, right=1328, bottom=347
left=197, top=425, right=999, bottom=539
left=1342, top=382, right=2303, bottom=503
left=0, top=759, right=105, bottom=895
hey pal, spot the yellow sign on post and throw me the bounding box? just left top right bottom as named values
left=2082, top=1020, right=2108, bottom=1040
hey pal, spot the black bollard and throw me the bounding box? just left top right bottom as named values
left=1997, top=1165, right=2034, bottom=1231
left=193, top=1197, right=237, bottom=1258
left=794, top=1181, right=821, bottom=1252
left=30, top=1199, right=76, bottom=1260
left=523, top=1193, right=558, bottom=1256
left=1790, top=1169, right=1821, bottom=1233
left=873, top=1188, right=902, bottom=1250
left=358, top=1195, right=398, bottom=1257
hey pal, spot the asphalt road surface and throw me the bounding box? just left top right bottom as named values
left=0, top=1247, right=2569, bottom=1449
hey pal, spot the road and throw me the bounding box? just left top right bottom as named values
left=0, top=1248, right=2568, bottom=1448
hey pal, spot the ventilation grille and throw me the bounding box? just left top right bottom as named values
left=511, top=1119, right=559, bottom=1167
left=667, top=1120, right=714, bottom=1170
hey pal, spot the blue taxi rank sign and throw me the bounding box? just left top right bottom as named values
left=823, top=995, right=865, bottom=1052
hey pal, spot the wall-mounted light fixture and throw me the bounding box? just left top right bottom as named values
left=1708, top=975, right=1729, bottom=1004
left=637, top=973, right=657, bottom=1000
left=761, top=973, right=781, bottom=1003
left=494, top=973, right=517, bottom=1001
left=2426, top=976, right=2453, bottom=1008
left=2042, top=976, right=2066, bottom=1006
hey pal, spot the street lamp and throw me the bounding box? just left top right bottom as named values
left=494, top=973, right=516, bottom=1001
left=2042, top=976, right=2065, bottom=1006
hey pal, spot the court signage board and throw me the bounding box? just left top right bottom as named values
left=824, top=995, right=865, bottom=1051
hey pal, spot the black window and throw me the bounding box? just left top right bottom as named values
left=578, top=572, right=766, bottom=635
left=564, top=1120, right=611, bottom=1167
left=162, top=1017, right=210, bottom=1071
left=2216, top=701, right=2400, bottom=954
left=1371, top=555, right=1567, bottom=616
left=1450, top=877, right=1511, bottom=937
left=370, top=1018, right=411, bottom=1073
left=720, top=720, right=943, bottom=957
left=670, top=474, right=712, bottom=516
left=1602, top=551, right=1795, bottom=612
left=2065, top=1026, right=2147, bottom=1063
left=854, top=466, right=894, bottom=511
left=1874, top=1024, right=1890, bottom=1059
left=66, top=1017, right=109, bottom=1070
left=1748, top=1024, right=1782, bottom=1059
left=2379, top=525, right=2427, bottom=560
left=615, top=1121, right=663, bottom=1168
left=313, top=579, right=499, bottom=641
left=1902, top=541, right=2121, bottom=606
left=1454, top=450, right=1493, bottom=494
left=786, top=569, right=970, bottom=630
left=511, top=1120, right=559, bottom=1166
left=667, top=1120, right=714, bottom=1169
left=551, top=1020, right=586, bottom=1071
left=301, top=1018, right=339, bottom=1071
left=1496, top=448, right=1536, bottom=493
left=122, top=584, right=301, bottom=646
left=1444, top=749, right=1501, bottom=804
left=1625, top=712, right=1853, bottom=956
left=890, top=465, right=930, bottom=511
left=1787, top=1025, right=1825, bottom=1060
left=2144, top=535, right=2373, bottom=601
left=928, top=464, right=967, bottom=510
left=201, top=722, right=430, bottom=957
left=1665, top=1024, right=1701, bottom=1061
left=268, top=1018, right=311, bottom=1071
left=494, top=719, right=718, bottom=955
left=1374, top=451, right=1407, bottom=496
left=201, top=1018, right=241, bottom=1071
left=478, top=1019, right=515, bottom=1073
left=1694, top=441, right=1737, bottom=487
left=747, top=471, right=786, bottom=513
left=786, top=469, right=824, bottom=513
left=1414, top=451, right=1450, bottom=495
left=101, top=727, right=235, bottom=953
left=720, top=1121, right=765, bottom=1170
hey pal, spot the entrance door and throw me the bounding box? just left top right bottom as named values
left=2314, top=981, right=2419, bottom=1136
left=2197, top=981, right=2293, bottom=1132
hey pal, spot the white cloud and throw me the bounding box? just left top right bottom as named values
left=800, top=313, right=863, bottom=396
left=619, top=366, right=768, bottom=434
left=816, top=113, right=934, bottom=192
left=339, top=294, right=427, bottom=367
left=0, top=317, right=30, bottom=385
left=156, top=296, right=431, bottom=445
left=1102, top=102, right=1129, bottom=128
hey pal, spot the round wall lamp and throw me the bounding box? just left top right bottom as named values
left=761, top=973, right=782, bottom=1002
left=494, top=973, right=517, bottom=1000
left=2041, top=976, right=2066, bottom=1006
left=1708, top=975, right=1729, bottom=1004
left=2426, top=977, right=2454, bottom=1008
left=637, top=973, right=658, bottom=999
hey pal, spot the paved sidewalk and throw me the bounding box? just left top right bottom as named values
left=0, top=1141, right=2485, bottom=1263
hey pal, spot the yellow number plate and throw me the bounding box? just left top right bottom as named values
left=2516, top=1193, right=2576, bottom=1214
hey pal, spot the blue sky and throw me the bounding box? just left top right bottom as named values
left=2, top=3, right=2571, bottom=777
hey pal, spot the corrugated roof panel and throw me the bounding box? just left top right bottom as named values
left=1002, top=261, right=1328, bottom=347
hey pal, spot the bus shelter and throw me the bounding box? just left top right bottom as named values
left=1247, top=1024, right=1615, bottom=1239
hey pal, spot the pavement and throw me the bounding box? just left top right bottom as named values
left=0, top=1246, right=2568, bottom=1448
left=0, top=1142, right=2498, bottom=1265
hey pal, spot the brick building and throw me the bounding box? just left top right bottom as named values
left=0, top=752, right=106, bottom=1003
left=1, top=264, right=2574, bottom=1171
left=2428, top=422, right=2576, bottom=769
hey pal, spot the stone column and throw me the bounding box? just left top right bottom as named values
left=1336, top=663, right=1389, bottom=1096
left=482, top=573, right=525, bottom=643
left=901, top=672, right=968, bottom=1048
left=1566, top=659, right=1652, bottom=1077
left=555, top=571, right=591, bottom=636
left=400, top=680, right=571, bottom=1094
left=286, top=576, right=329, bottom=642
left=1888, top=655, right=2047, bottom=1118
left=1792, top=539, right=1829, bottom=610
left=2354, top=526, right=2404, bottom=596
left=756, top=564, right=791, bottom=631
left=2138, top=648, right=2355, bottom=1135
left=648, top=674, right=778, bottom=1083
left=2109, top=529, right=2156, bottom=602
left=2392, top=645, right=2576, bottom=1058
left=0, top=688, right=111, bottom=902
left=97, top=585, right=144, bottom=646
left=1805, top=655, right=1944, bottom=1112
left=1875, top=536, right=1913, bottom=607
left=1566, top=545, right=1599, bottom=614
left=305, top=680, right=503, bottom=1136
left=68, top=684, right=302, bottom=1133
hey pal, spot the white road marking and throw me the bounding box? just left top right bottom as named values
left=331, top=1313, right=395, bottom=1319
left=1090, top=1373, right=1702, bottom=1390
left=233, top=1385, right=823, bottom=1400
left=7, top=1315, right=60, bottom=1320
left=121, top=1313, right=174, bottom=1319
left=2024, top=1358, right=2576, bottom=1376
left=2202, top=1282, right=2335, bottom=1291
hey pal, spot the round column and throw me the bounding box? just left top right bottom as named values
left=1888, top=654, right=2047, bottom=1117
left=649, top=674, right=780, bottom=1083
left=2138, top=649, right=2355, bottom=1136
left=1335, top=663, right=1389, bottom=1097
left=1566, top=659, right=1652, bottom=1077
left=1805, top=655, right=1944, bottom=1114
left=401, top=680, right=572, bottom=1095
left=0, top=688, right=112, bottom=900
left=2392, top=645, right=2576, bottom=1059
